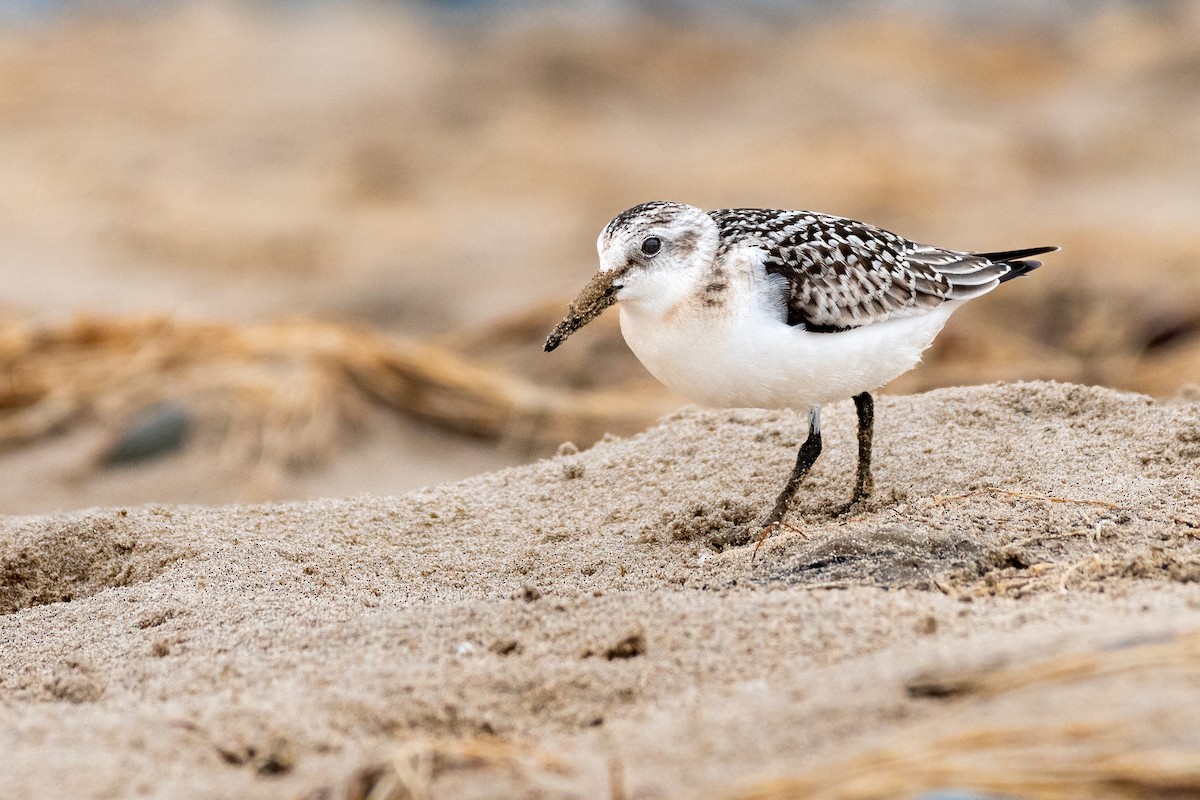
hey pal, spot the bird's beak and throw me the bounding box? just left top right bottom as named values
left=543, top=269, right=618, bottom=352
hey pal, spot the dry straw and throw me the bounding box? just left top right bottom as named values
left=732, top=726, right=1200, bottom=800
left=0, top=313, right=669, bottom=474
left=731, top=633, right=1200, bottom=800
left=308, top=735, right=569, bottom=800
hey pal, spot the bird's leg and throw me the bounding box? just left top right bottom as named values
left=763, top=407, right=822, bottom=530
left=835, top=391, right=875, bottom=515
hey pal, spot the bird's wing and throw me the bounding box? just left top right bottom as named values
left=709, top=208, right=1048, bottom=331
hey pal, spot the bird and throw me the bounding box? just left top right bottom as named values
left=544, top=201, right=1056, bottom=532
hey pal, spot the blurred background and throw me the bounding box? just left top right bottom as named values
left=0, top=0, right=1197, bottom=514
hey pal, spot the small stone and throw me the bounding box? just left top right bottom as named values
left=102, top=402, right=192, bottom=465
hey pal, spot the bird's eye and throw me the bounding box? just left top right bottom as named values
left=640, top=236, right=662, bottom=257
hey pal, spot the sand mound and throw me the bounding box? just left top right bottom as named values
left=0, top=508, right=194, bottom=614
left=2, top=382, right=1199, bottom=798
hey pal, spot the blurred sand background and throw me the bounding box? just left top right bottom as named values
left=1, top=0, right=1199, bottom=513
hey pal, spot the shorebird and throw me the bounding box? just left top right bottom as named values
left=545, top=201, right=1056, bottom=531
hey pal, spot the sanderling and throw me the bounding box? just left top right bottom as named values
left=545, top=201, right=1056, bottom=530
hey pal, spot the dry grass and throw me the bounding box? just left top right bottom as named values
left=307, top=736, right=571, bottom=800
left=904, top=631, right=1200, bottom=699
left=732, top=727, right=1200, bottom=800
left=0, top=313, right=671, bottom=476
left=731, top=633, right=1200, bottom=800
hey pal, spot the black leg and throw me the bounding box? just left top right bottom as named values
left=838, top=391, right=875, bottom=513
left=764, top=407, right=822, bottom=529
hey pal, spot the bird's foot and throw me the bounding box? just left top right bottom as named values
left=831, top=490, right=872, bottom=518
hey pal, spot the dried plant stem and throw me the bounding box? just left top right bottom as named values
left=0, top=313, right=673, bottom=476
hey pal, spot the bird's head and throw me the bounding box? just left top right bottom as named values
left=544, top=201, right=718, bottom=352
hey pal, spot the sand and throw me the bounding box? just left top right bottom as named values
left=3, top=6, right=1199, bottom=796
left=3, top=381, right=1200, bottom=799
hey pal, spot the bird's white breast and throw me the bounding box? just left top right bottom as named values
left=617, top=251, right=959, bottom=410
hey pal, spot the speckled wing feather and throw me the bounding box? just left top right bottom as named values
left=709, top=208, right=1047, bottom=331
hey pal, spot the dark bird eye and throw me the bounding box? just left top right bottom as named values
left=640, top=236, right=662, bottom=256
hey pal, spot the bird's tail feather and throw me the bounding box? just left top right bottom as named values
left=974, top=246, right=1059, bottom=283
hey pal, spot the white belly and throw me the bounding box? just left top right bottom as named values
left=618, top=301, right=959, bottom=411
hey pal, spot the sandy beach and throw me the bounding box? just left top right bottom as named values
left=2, top=3, right=1200, bottom=797
left=4, top=381, right=1199, bottom=798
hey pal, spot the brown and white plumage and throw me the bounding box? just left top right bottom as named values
left=709, top=206, right=1053, bottom=331
left=547, top=201, right=1057, bottom=530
